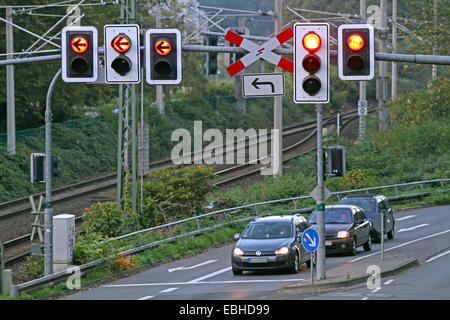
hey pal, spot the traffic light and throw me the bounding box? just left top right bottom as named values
left=338, top=24, right=374, bottom=80
left=145, top=28, right=182, bottom=85
left=104, top=24, right=140, bottom=83
left=326, top=146, right=346, bottom=177
left=224, top=27, right=249, bottom=66
left=204, top=35, right=218, bottom=76
left=293, top=23, right=329, bottom=104
left=61, top=26, right=98, bottom=83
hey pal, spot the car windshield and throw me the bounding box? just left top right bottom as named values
left=309, top=209, right=353, bottom=224
left=241, top=222, right=293, bottom=239
left=340, top=198, right=376, bottom=215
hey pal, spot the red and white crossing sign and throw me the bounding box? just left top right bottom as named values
left=224, top=28, right=294, bottom=76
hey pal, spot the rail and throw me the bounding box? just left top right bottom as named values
left=8, top=178, right=448, bottom=297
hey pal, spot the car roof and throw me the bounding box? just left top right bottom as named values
left=324, top=204, right=360, bottom=211
left=341, top=193, right=385, bottom=199
left=251, top=215, right=301, bottom=223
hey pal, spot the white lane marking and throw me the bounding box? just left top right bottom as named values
left=168, top=260, right=217, bottom=273
left=159, top=287, right=178, bottom=293
left=187, top=266, right=232, bottom=283
left=137, top=295, right=155, bottom=300
left=371, top=287, right=381, bottom=293
left=103, top=278, right=304, bottom=288
left=396, top=215, right=417, bottom=221
left=349, top=229, right=450, bottom=262
left=425, top=250, right=450, bottom=263
left=384, top=279, right=394, bottom=285
left=397, top=223, right=429, bottom=233
left=361, top=297, right=369, bottom=300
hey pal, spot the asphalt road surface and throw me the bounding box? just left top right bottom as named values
left=64, top=205, right=450, bottom=300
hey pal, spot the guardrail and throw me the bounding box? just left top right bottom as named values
left=8, top=178, right=448, bottom=297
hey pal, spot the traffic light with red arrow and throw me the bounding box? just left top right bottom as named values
left=61, top=26, right=98, bottom=83
left=145, top=29, right=182, bottom=85
left=104, top=24, right=140, bottom=83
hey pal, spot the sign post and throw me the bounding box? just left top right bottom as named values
left=302, top=228, right=319, bottom=284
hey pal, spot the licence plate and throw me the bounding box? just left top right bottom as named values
left=248, top=257, right=268, bottom=263
left=325, top=240, right=332, bottom=246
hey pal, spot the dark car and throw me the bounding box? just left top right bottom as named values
left=231, top=214, right=312, bottom=275
left=339, top=193, right=395, bottom=242
left=308, top=205, right=372, bottom=256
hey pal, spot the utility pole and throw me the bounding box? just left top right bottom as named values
left=155, top=0, right=165, bottom=113
left=44, top=69, right=61, bottom=276
left=273, top=0, right=283, bottom=177
left=359, top=0, right=367, bottom=141
left=117, top=0, right=138, bottom=212
left=6, top=7, right=16, bottom=155
left=432, top=0, right=438, bottom=80
left=391, top=0, right=397, bottom=99
left=378, top=0, right=389, bottom=130
left=315, top=104, right=326, bottom=280
left=235, top=16, right=246, bottom=114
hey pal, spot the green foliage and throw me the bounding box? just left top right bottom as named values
left=82, top=201, right=139, bottom=238
left=0, top=117, right=117, bottom=202
left=140, top=165, right=216, bottom=228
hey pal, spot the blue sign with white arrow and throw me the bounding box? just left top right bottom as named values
left=302, top=228, right=319, bottom=252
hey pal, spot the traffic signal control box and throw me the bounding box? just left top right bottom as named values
left=61, top=26, right=98, bottom=83
left=293, top=23, right=330, bottom=104
left=145, top=28, right=182, bottom=85
left=338, top=24, right=374, bottom=80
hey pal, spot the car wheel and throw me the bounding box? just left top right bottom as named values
left=349, top=237, right=357, bottom=256
left=387, top=225, right=395, bottom=240
left=363, top=235, right=372, bottom=252
left=372, top=233, right=381, bottom=243
left=290, top=252, right=299, bottom=274
left=232, top=266, right=243, bottom=275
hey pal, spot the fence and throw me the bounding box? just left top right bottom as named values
left=8, top=178, right=449, bottom=297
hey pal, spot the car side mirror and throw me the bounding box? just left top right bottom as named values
left=234, top=233, right=241, bottom=240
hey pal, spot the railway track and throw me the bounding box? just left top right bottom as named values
left=1, top=109, right=362, bottom=266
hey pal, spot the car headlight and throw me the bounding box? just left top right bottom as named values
left=337, top=231, right=350, bottom=238
left=233, top=247, right=244, bottom=256
left=274, top=246, right=290, bottom=255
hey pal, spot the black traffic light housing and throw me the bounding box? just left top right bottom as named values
left=204, top=35, right=218, bottom=76
left=61, top=26, right=98, bottom=83
left=145, top=29, right=182, bottom=85
left=326, top=146, right=346, bottom=177
left=338, top=24, right=374, bottom=80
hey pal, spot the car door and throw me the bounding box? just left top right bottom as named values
left=296, top=218, right=308, bottom=263
left=354, top=209, right=369, bottom=245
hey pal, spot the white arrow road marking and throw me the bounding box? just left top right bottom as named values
left=397, top=223, right=429, bottom=233
left=168, top=259, right=217, bottom=273
left=305, top=232, right=317, bottom=247
left=396, top=215, right=417, bottom=221
left=425, top=250, right=450, bottom=263
left=137, top=295, right=154, bottom=300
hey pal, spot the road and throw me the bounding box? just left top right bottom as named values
left=64, top=205, right=450, bottom=300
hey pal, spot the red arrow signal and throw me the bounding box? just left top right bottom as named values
left=154, top=40, right=172, bottom=56
left=112, top=35, right=131, bottom=53
left=71, top=36, right=88, bottom=53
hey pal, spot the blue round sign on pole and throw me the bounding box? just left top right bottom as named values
left=302, top=228, right=319, bottom=252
